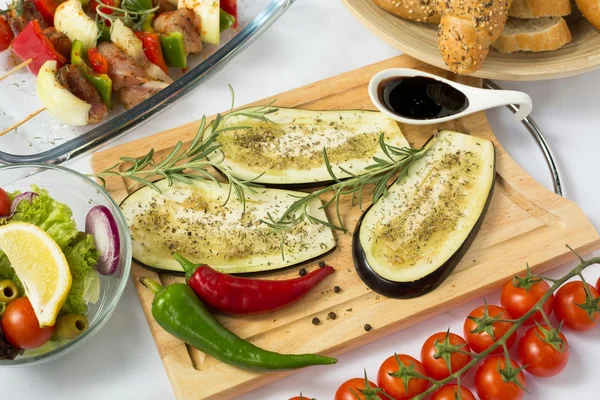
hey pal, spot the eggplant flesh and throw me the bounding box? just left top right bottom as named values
left=205, top=107, right=409, bottom=185
left=353, top=131, right=496, bottom=299
left=120, top=180, right=336, bottom=274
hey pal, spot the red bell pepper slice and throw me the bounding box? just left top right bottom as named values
left=134, top=31, right=168, bottom=74
left=220, top=0, right=237, bottom=28
left=0, top=16, right=13, bottom=52
left=11, top=20, right=67, bottom=75
left=32, top=0, right=58, bottom=26
left=88, top=47, right=109, bottom=74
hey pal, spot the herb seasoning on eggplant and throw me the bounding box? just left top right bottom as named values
left=353, top=131, right=495, bottom=298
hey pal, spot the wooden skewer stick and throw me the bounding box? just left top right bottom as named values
left=0, top=107, right=46, bottom=138
left=0, top=59, right=32, bottom=82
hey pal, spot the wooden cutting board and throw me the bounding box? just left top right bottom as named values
left=91, top=55, right=600, bottom=400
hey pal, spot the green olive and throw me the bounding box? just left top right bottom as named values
left=55, top=314, right=89, bottom=340
left=0, top=280, right=19, bottom=304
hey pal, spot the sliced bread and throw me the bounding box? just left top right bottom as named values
left=509, top=0, right=572, bottom=18
left=492, top=17, right=572, bottom=53
left=575, top=0, right=600, bottom=30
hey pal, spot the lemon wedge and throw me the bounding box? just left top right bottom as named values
left=0, top=222, right=72, bottom=327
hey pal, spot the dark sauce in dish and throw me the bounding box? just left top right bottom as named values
left=377, top=76, right=469, bottom=120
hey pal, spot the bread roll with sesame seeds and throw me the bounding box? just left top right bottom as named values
left=437, top=0, right=512, bottom=75
left=373, top=0, right=440, bottom=24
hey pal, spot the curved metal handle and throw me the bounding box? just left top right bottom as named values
left=484, top=80, right=564, bottom=197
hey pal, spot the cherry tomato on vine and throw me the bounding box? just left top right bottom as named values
left=475, top=356, right=526, bottom=400
left=0, top=187, right=10, bottom=216
left=432, top=384, right=476, bottom=400
left=501, top=275, right=554, bottom=324
left=288, top=394, right=314, bottom=400
left=420, top=332, right=471, bottom=380
left=377, top=354, right=428, bottom=400
left=554, top=281, right=600, bottom=331
left=1, top=297, right=54, bottom=349
left=335, top=374, right=387, bottom=400
left=518, top=325, right=569, bottom=377
left=463, top=304, right=516, bottom=354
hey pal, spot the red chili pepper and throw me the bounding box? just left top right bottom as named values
left=88, top=47, right=109, bottom=74
left=174, top=253, right=335, bottom=315
left=11, top=20, right=67, bottom=75
left=32, top=0, right=58, bottom=26
left=0, top=17, right=13, bottom=52
left=134, top=31, right=168, bottom=74
left=220, top=0, right=237, bottom=28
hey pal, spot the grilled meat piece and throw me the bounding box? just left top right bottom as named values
left=97, top=42, right=149, bottom=90
left=154, top=8, right=202, bottom=55
left=118, top=81, right=169, bottom=109
left=42, top=27, right=72, bottom=59
left=57, top=64, right=108, bottom=123
left=5, top=0, right=48, bottom=35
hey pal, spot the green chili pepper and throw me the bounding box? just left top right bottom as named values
left=159, top=32, right=187, bottom=69
left=71, top=40, right=112, bottom=109
left=220, top=9, right=235, bottom=32
left=141, top=277, right=337, bottom=370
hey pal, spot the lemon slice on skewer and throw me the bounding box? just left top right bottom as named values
left=0, top=222, right=72, bottom=327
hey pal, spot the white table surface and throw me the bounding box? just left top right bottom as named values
left=4, top=1, right=600, bottom=399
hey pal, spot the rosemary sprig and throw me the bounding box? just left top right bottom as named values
left=262, top=135, right=430, bottom=257
left=95, top=0, right=159, bottom=38
left=90, top=87, right=278, bottom=213
left=0, top=0, right=24, bottom=17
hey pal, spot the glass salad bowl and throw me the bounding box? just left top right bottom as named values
left=0, top=164, right=132, bottom=365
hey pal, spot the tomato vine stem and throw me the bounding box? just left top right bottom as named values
left=411, top=249, right=600, bottom=400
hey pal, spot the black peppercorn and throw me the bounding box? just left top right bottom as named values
left=333, top=286, right=341, bottom=293
left=318, top=261, right=326, bottom=268
left=364, top=324, right=372, bottom=332
left=328, top=312, right=337, bottom=320
left=311, top=317, right=320, bottom=326
left=299, top=268, right=307, bottom=276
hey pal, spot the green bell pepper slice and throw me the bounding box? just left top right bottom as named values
left=142, top=13, right=155, bottom=33
left=98, top=26, right=111, bottom=42
left=220, top=9, right=235, bottom=32
left=159, top=32, right=187, bottom=69
left=71, top=40, right=113, bottom=109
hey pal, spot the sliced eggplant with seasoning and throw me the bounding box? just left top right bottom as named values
left=353, top=130, right=496, bottom=298
left=204, top=108, right=409, bottom=185
left=120, top=179, right=336, bottom=274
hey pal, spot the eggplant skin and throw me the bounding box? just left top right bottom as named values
left=352, top=137, right=496, bottom=299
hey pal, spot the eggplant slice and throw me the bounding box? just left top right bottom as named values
left=121, top=180, right=336, bottom=274
left=353, top=131, right=496, bottom=298
left=204, top=108, right=409, bottom=185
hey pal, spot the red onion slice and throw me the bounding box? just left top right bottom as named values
left=86, top=205, right=121, bottom=276
left=1, top=192, right=39, bottom=220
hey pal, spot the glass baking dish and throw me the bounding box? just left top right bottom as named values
left=0, top=0, right=295, bottom=164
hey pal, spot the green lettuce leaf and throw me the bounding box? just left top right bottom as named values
left=0, top=187, right=99, bottom=315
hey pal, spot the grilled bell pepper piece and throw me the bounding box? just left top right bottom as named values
left=88, top=47, right=108, bottom=74
left=220, top=0, right=237, bottom=28
left=141, top=278, right=337, bottom=370
left=219, top=9, right=235, bottom=32
left=11, top=20, right=67, bottom=75
left=33, top=0, right=58, bottom=26
left=98, top=26, right=111, bottom=42
left=134, top=31, right=168, bottom=73
left=142, top=12, right=155, bottom=33
left=159, top=32, right=186, bottom=69
left=174, top=253, right=335, bottom=315
left=71, top=40, right=112, bottom=108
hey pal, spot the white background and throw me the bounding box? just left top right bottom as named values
left=3, top=1, right=600, bottom=399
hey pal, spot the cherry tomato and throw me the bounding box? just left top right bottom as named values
left=335, top=376, right=385, bottom=400
left=1, top=297, right=54, bottom=349
left=554, top=281, right=600, bottom=331
left=475, top=356, right=526, bottom=400
left=518, top=325, right=569, bottom=377
left=463, top=305, right=516, bottom=354
left=0, top=17, right=13, bottom=52
left=501, top=276, right=554, bottom=324
left=420, top=332, right=471, bottom=380
left=432, top=384, right=476, bottom=400
left=377, top=354, right=428, bottom=400
left=288, top=395, right=314, bottom=400
left=0, top=187, right=10, bottom=216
